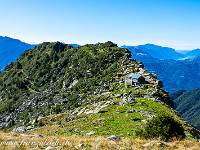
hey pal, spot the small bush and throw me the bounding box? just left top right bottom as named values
left=136, top=113, right=185, bottom=141
left=39, top=119, right=45, bottom=127
left=53, top=105, right=62, bottom=114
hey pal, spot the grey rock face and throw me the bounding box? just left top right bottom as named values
left=86, top=131, right=95, bottom=136
left=122, top=97, right=128, bottom=102
left=127, top=97, right=137, bottom=103
left=78, top=143, right=84, bottom=147
left=45, top=146, right=57, bottom=150
left=126, top=109, right=135, bottom=113
left=68, top=79, right=78, bottom=88
left=107, top=135, right=120, bottom=141
left=143, top=143, right=151, bottom=147
left=5, top=116, right=11, bottom=123
left=34, top=134, right=43, bottom=137
left=12, top=126, right=25, bottom=133
left=0, top=122, right=8, bottom=129
left=138, top=102, right=144, bottom=106
left=140, top=112, right=157, bottom=118
left=110, top=102, right=119, bottom=105
left=119, top=102, right=125, bottom=106
left=114, top=94, right=121, bottom=98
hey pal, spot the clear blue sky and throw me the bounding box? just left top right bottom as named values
left=0, top=0, right=199, bottom=50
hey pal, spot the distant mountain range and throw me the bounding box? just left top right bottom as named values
left=170, top=88, right=200, bottom=129
left=69, top=44, right=81, bottom=47
left=122, top=44, right=200, bottom=61
left=176, top=50, right=191, bottom=55
left=185, top=49, right=200, bottom=58
left=1, top=36, right=200, bottom=92
left=137, top=44, right=186, bottom=60
left=121, top=44, right=185, bottom=60
left=0, top=36, right=81, bottom=71
left=0, top=36, right=35, bottom=71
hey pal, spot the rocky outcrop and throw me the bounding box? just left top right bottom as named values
left=107, top=135, right=121, bottom=141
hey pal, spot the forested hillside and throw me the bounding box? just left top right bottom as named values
left=0, top=41, right=125, bottom=128
left=170, top=88, right=200, bottom=129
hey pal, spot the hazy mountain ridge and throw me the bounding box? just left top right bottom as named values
left=122, top=44, right=185, bottom=60
left=176, top=50, right=191, bottom=55
left=0, top=36, right=82, bottom=71
left=0, top=36, right=36, bottom=71
left=185, top=49, right=200, bottom=57
left=138, top=44, right=186, bottom=60
left=120, top=46, right=157, bottom=62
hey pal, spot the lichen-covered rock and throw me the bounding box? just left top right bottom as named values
left=45, top=146, right=57, bottom=150
left=107, top=135, right=120, bottom=141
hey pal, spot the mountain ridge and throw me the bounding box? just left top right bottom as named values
left=122, top=44, right=185, bottom=60
left=0, top=41, right=199, bottom=141
left=185, top=48, right=200, bottom=57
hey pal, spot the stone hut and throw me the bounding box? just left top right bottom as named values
left=125, top=73, right=145, bottom=87
left=129, top=58, right=136, bottom=62
left=156, top=80, right=163, bottom=88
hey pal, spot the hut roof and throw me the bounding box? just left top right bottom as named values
left=127, top=73, right=141, bottom=79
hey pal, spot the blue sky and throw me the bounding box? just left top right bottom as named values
left=0, top=0, right=199, bottom=50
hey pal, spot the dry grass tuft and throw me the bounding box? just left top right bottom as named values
left=0, top=131, right=199, bottom=150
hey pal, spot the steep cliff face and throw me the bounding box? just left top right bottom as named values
left=0, top=42, right=199, bottom=139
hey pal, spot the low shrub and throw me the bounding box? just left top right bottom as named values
left=136, top=113, right=185, bottom=141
